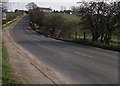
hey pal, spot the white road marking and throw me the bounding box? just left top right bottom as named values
left=75, top=52, right=93, bottom=58
left=34, top=39, right=39, bottom=41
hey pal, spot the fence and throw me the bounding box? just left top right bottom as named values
left=58, top=32, right=91, bottom=40
left=58, top=32, right=120, bottom=44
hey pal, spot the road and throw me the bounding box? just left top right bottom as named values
left=10, top=15, right=118, bottom=84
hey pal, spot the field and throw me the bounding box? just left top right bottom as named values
left=6, top=12, right=18, bottom=18
left=59, top=14, right=119, bottom=44
left=62, top=14, right=80, bottom=22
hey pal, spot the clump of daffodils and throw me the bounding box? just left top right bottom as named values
left=2, top=16, right=19, bottom=27
left=34, top=24, right=40, bottom=29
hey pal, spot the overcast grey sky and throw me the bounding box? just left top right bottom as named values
left=7, top=0, right=81, bottom=11
left=7, top=0, right=119, bottom=11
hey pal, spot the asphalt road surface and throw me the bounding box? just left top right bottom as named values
left=10, top=15, right=118, bottom=84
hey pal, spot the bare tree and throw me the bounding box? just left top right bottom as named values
left=26, top=2, right=38, bottom=10
left=77, top=1, right=120, bottom=44
left=43, top=14, right=65, bottom=37
left=29, top=9, right=45, bottom=26
left=1, top=0, right=8, bottom=12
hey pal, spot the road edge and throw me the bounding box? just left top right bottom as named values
left=2, top=15, right=70, bottom=84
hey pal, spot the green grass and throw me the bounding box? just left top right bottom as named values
left=66, top=39, right=120, bottom=52
left=65, top=31, right=119, bottom=44
left=57, top=37, right=120, bottom=51
left=111, top=35, right=119, bottom=43
left=62, top=14, right=80, bottom=22
left=2, top=47, right=22, bottom=85
left=6, top=12, right=18, bottom=19
left=60, top=14, right=119, bottom=43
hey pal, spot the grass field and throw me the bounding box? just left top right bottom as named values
left=6, top=12, right=18, bottom=19
left=2, top=46, right=22, bottom=85
left=67, top=32, right=119, bottom=43
left=55, top=14, right=119, bottom=43
left=59, top=14, right=119, bottom=43
left=62, top=14, right=80, bottom=22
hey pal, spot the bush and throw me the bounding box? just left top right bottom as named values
left=29, top=10, right=80, bottom=37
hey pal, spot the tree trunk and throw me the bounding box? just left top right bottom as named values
left=100, top=33, right=104, bottom=43
left=92, top=33, right=100, bottom=42
left=103, top=32, right=112, bottom=45
left=50, top=28, right=56, bottom=37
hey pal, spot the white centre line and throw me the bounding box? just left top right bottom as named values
left=34, top=38, right=39, bottom=41
left=75, top=52, right=93, bottom=58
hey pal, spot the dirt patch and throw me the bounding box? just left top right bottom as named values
left=2, top=15, right=69, bottom=84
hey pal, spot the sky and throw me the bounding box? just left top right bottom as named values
left=7, top=0, right=81, bottom=11
left=7, top=0, right=119, bottom=11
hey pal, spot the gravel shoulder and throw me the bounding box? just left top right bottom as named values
left=2, top=15, right=68, bottom=84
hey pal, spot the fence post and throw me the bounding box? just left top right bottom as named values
left=79, top=34, right=80, bottom=39
left=84, top=32, right=86, bottom=40
left=118, top=32, right=120, bottom=43
left=69, top=32, right=71, bottom=40
left=75, top=32, right=77, bottom=40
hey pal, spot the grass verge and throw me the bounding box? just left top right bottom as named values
left=31, top=24, right=120, bottom=52
left=53, top=37, right=120, bottom=52
left=2, top=46, right=22, bottom=85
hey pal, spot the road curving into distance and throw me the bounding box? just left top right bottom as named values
left=10, top=15, right=118, bottom=84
